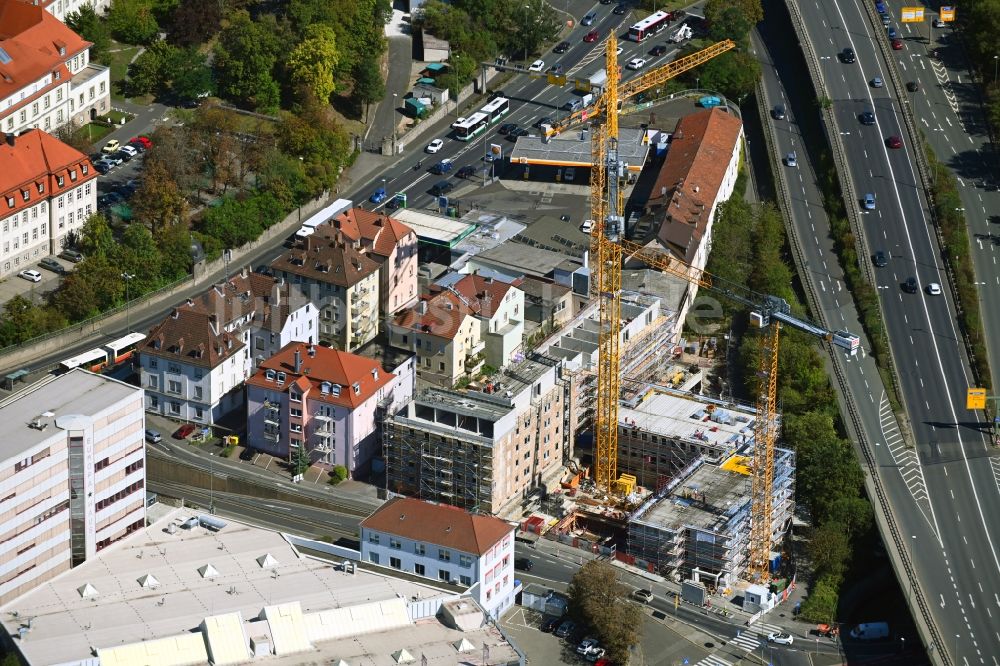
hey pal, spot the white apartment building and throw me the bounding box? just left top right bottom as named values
left=360, top=497, right=517, bottom=618
left=0, top=0, right=110, bottom=136
left=0, top=129, right=96, bottom=277
left=29, top=0, right=113, bottom=23
left=139, top=270, right=319, bottom=424
left=0, top=369, right=145, bottom=605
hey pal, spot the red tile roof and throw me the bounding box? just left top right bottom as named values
left=271, top=233, right=380, bottom=287
left=648, top=109, right=743, bottom=263
left=180, top=269, right=293, bottom=329
left=316, top=207, right=416, bottom=259
left=449, top=273, right=517, bottom=319
left=246, top=342, right=394, bottom=409
left=0, top=130, right=96, bottom=220
left=360, top=497, right=513, bottom=556
left=0, top=1, right=90, bottom=113
left=392, top=273, right=517, bottom=341
left=141, top=308, right=244, bottom=369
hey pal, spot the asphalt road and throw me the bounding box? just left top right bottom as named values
left=783, top=0, right=1000, bottom=662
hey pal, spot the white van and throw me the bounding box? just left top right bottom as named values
left=849, top=622, right=889, bottom=640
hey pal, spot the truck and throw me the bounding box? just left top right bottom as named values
left=576, top=69, right=607, bottom=94
left=670, top=24, right=693, bottom=43
left=849, top=622, right=889, bottom=640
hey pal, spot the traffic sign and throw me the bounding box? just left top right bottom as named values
left=901, top=6, right=925, bottom=22
left=940, top=6, right=955, bottom=21
left=967, top=387, right=987, bottom=410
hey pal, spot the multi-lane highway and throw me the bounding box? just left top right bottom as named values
left=780, top=0, right=1000, bottom=662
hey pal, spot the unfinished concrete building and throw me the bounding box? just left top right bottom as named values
left=384, top=354, right=569, bottom=517
left=622, top=391, right=794, bottom=586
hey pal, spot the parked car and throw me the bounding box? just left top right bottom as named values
left=577, top=638, right=600, bottom=655
left=430, top=159, right=454, bottom=175
left=585, top=649, right=606, bottom=662
left=130, top=135, right=153, bottom=150
left=145, top=429, right=163, bottom=444
left=426, top=139, right=444, bottom=153
left=59, top=249, right=84, bottom=262
left=540, top=617, right=561, bottom=633
left=584, top=29, right=600, bottom=42
left=514, top=557, right=533, bottom=571
left=101, top=139, right=120, bottom=154
left=94, top=161, right=112, bottom=174
left=498, top=123, right=517, bottom=135
left=633, top=588, right=654, bottom=603
left=114, top=149, right=133, bottom=163
left=553, top=41, right=571, bottom=53
left=457, top=165, right=477, bottom=179
left=119, top=144, right=138, bottom=159
left=767, top=632, right=794, bottom=645
left=840, top=47, right=856, bottom=63
left=429, top=180, right=454, bottom=196
left=650, top=44, right=667, bottom=56
left=933, top=18, right=946, bottom=28
left=886, top=135, right=903, bottom=149
left=580, top=219, right=593, bottom=233
left=528, top=59, right=546, bottom=72
left=626, top=57, right=647, bottom=70
left=698, top=95, right=722, bottom=108
left=534, top=116, right=554, bottom=128
left=554, top=620, right=576, bottom=638
left=103, top=154, right=124, bottom=168
left=38, top=257, right=66, bottom=274
left=887, top=26, right=898, bottom=39
left=582, top=11, right=597, bottom=25
left=18, top=269, right=42, bottom=283
left=173, top=423, right=197, bottom=439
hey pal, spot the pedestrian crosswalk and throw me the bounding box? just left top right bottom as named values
left=727, top=621, right=784, bottom=652
left=692, top=655, right=733, bottom=666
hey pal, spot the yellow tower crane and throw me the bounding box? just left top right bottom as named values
left=580, top=35, right=860, bottom=581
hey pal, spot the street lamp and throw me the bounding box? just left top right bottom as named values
left=994, top=55, right=998, bottom=86
left=121, top=272, right=134, bottom=332
left=908, top=535, right=916, bottom=605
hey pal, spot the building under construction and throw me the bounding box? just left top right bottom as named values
left=623, top=391, right=795, bottom=586
left=384, top=353, right=569, bottom=516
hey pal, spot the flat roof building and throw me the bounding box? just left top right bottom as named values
left=508, top=127, right=650, bottom=171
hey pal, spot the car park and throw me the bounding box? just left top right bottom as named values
left=626, top=57, right=647, bottom=70
left=426, top=139, right=444, bottom=153
left=173, top=423, right=196, bottom=439
left=115, top=149, right=134, bottom=163
left=633, top=588, right=654, bottom=603
left=903, top=276, right=918, bottom=293
left=430, top=180, right=454, bottom=196
left=554, top=620, right=576, bottom=638
left=584, top=29, right=599, bottom=42
left=613, top=3, right=627, bottom=14
left=38, top=257, right=66, bottom=274
left=772, top=104, right=786, bottom=120
left=650, top=44, right=667, bottom=56
left=892, top=38, right=903, bottom=50
left=101, top=139, right=120, bottom=154
left=873, top=250, right=888, bottom=267
left=577, top=638, right=600, bottom=655
left=498, top=123, right=517, bottom=135
left=767, top=632, right=794, bottom=645
left=553, top=41, right=571, bottom=53
left=18, top=269, right=42, bottom=282
left=104, top=154, right=124, bottom=167
left=863, top=192, right=876, bottom=210
left=369, top=188, right=387, bottom=204
left=430, top=159, right=454, bottom=175
left=59, top=249, right=84, bottom=262
left=528, top=59, right=546, bottom=72
left=457, top=165, right=477, bottom=179
left=840, top=47, right=856, bottom=63
left=927, top=282, right=942, bottom=295
left=870, top=76, right=883, bottom=88
left=887, top=135, right=903, bottom=149
left=887, top=26, right=898, bottom=39
left=785, top=151, right=797, bottom=167
left=145, top=429, right=163, bottom=444
left=514, top=557, right=533, bottom=571
left=582, top=11, right=597, bottom=25
left=860, top=110, right=875, bottom=125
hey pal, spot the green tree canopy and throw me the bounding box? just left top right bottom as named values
left=214, top=11, right=282, bottom=112
left=286, top=24, right=340, bottom=103
left=352, top=57, right=385, bottom=121
left=107, top=0, right=161, bottom=45
left=66, top=6, right=111, bottom=61
left=566, top=561, right=643, bottom=664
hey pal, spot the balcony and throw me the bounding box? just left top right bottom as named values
left=467, top=340, right=486, bottom=356
left=263, top=429, right=280, bottom=442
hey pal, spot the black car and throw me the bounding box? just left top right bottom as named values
left=840, top=47, right=856, bottom=63
left=600, top=0, right=613, bottom=4
left=613, top=3, right=627, bottom=14
left=489, top=89, right=506, bottom=101
left=541, top=617, right=561, bottom=633
left=115, top=150, right=133, bottom=163
left=650, top=44, right=667, bottom=56
left=906, top=80, right=919, bottom=92
left=903, top=276, right=918, bottom=293
left=498, top=123, right=517, bottom=135
left=772, top=104, right=786, bottom=120
left=507, top=127, right=529, bottom=141
left=860, top=110, right=876, bottom=125
left=515, top=557, right=533, bottom=571
left=430, top=180, right=454, bottom=196
left=553, top=41, right=571, bottom=54
left=873, top=250, right=888, bottom=267
left=457, top=165, right=477, bottom=179
left=94, top=162, right=111, bottom=174
left=534, top=116, right=554, bottom=128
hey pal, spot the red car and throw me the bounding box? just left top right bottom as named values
left=584, top=29, right=599, bottom=42
left=173, top=423, right=196, bottom=439
left=886, top=135, right=903, bottom=149
left=891, top=38, right=903, bottom=50
left=130, top=135, right=153, bottom=150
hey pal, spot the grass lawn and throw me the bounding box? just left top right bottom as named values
left=103, top=43, right=141, bottom=88
left=76, top=123, right=113, bottom=143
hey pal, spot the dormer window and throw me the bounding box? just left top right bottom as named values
left=57, top=176, right=64, bottom=187
left=353, top=382, right=361, bottom=395
left=58, top=47, right=66, bottom=56
left=21, top=190, right=28, bottom=202
left=5, top=196, right=12, bottom=208
left=276, top=372, right=287, bottom=383
left=36, top=183, right=44, bottom=194
left=81, top=164, right=88, bottom=175
left=320, top=381, right=331, bottom=395
left=372, top=369, right=379, bottom=381
left=331, top=384, right=341, bottom=397
left=69, top=170, right=77, bottom=182
left=265, top=369, right=276, bottom=381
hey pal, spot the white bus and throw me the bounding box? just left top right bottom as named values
left=103, top=332, right=146, bottom=365
left=59, top=348, right=109, bottom=373
left=453, top=112, right=490, bottom=141
left=480, top=96, right=510, bottom=123
left=629, top=10, right=672, bottom=42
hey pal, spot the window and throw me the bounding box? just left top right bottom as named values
left=459, top=554, right=473, bottom=568
left=169, top=401, right=180, bottom=415
left=460, top=575, right=472, bottom=586
left=290, top=391, right=302, bottom=402
left=414, top=563, right=425, bottom=576
left=438, top=549, right=451, bottom=562
left=369, top=552, right=380, bottom=564
left=486, top=589, right=492, bottom=601
left=390, top=538, right=402, bottom=550
left=168, top=380, right=181, bottom=394
left=194, top=386, right=203, bottom=399
left=149, top=358, right=158, bottom=369
left=390, top=557, right=401, bottom=569
left=438, top=570, right=451, bottom=582
left=415, top=544, right=425, bottom=556
left=368, top=533, right=380, bottom=544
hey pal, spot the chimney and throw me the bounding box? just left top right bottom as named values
left=5, top=134, right=14, bottom=147
left=294, top=349, right=302, bottom=373
left=484, top=276, right=493, bottom=284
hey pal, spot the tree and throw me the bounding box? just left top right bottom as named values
left=352, top=58, right=385, bottom=122
left=157, top=221, right=193, bottom=280
left=500, top=0, right=561, bottom=59
left=704, top=0, right=763, bottom=26
left=52, top=121, right=94, bottom=154
left=78, top=213, right=117, bottom=259
left=132, top=159, right=188, bottom=235
left=191, top=106, right=241, bottom=193
left=799, top=573, right=839, bottom=623
left=707, top=4, right=753, bottom=47
left=169, top=48, right=214, bottom=102
left=66, top=6, right=112, bottom=62
left=214, top=11, right=281, bottom=112
left=0, top=296, right=43, bottom=345
left=695, top=51, right=761, bottom=105
left=807, top=522, right=851, bottom=578
left=291, top=446, right=311, bottom=475
left=116, top=224, right=163, bottom=292
left=107, top=0, right=161, bottom=45
left=167, top=0, right=223, bottom=46
left=49, top=273, right=101, bottom=321
left=286, top=24, right=340, bottom=103
left=126, top=40, right=178, bottom=96
left=566, top=561, right=642, bottom=664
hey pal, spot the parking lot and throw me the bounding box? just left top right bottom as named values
left=501, top=604, right=716, bottom=666
left=0, top=254, right=73, bottom=305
